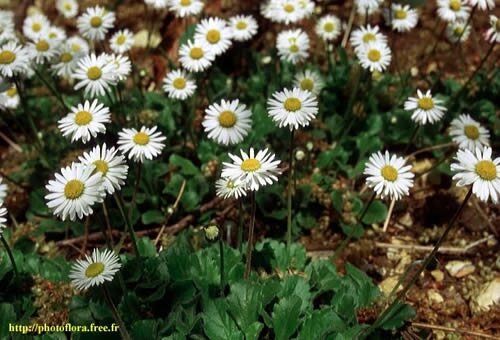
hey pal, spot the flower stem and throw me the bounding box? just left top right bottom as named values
left=101, top=201, right=114, bottom=248
left=1, top=234, right=18, bottom=278
left=102, top=285, right=131, bottom=340
left=287, top=129, right=295, bottom=248
left=361, top=188, right=473, bottom=338
left=404, top=125, right=421, bottom=154
left=113, top=193, right=140, bottom=256
left=244, top=191, right=256, bottom=279
left=237, top=200, right=244, bottom=252
left=128, top=163, right=142, bottom=223
left=219, top=230, right=225, bottom=296
left=33, top=67, right=67, bottom=110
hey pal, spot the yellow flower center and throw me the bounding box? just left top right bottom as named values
left=367, top=49, right=381, bottom=62
left=241, top=158, right=261, bottom=172
left=323, top=22, right=335, bottom=33
left=289, top=44, right=299, bottom=53
left=190, top=47, right=204, bottom=59
left=71, top=44, right=81, bottom=53
left=133, top=132, right=150, bottom=145
left=64, top=2, right=72, bottom=11
left=85, top=262, right=105, bottom=278
left=180, top=0, right=191, bottom=6
left=453, top=26, right=464, bottom=36
left=116, top=35, right=126, bottom=45
left=87, top=66, right=102, bottom=80
left=206, top=29, right=221, bottom=44
left=32, top=23, right=42, bottom=32
left=60, top=52, right=73, bottom=63
left=362, top=33, right=376, bottom=43
left=74, top=111, right=93, bottom=125
left=284, top=97, right=302, bottom=112
left=236, top=21, right=248, bottom=30
left=49, top=32, right=58, bottom=39
left=226, top=180, right=236, bottom=189
left=6, top=87, right=17, bottom=97
left=90, top=16, right=102, bottom=28
left=475, top=160, right=497, bottom=181
left=417, top=97, right=434, bottom=110
left=283, top=3, right=295, bottom=13
left=64, top=179, right=85, bottom=199
left=300, top=78, right=314, bottom=91
left=93, top=160, right=109, bottom=175
left=381, top=165, right=398, bottom=182
left=173, top=77, right=186, bottom=89
left=449, top=0, right=461, bottom=11
left=218, top=110, right=237, bottom=128
left=36, top=40, right=49, bottom=52
left=0, top=50, right=16, bottom=64
left=394, top=9, right=407, bottom=20
left=463, top=125, right=479, bottom=140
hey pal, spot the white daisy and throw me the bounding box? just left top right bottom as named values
left=51, top=44, right=81, bottom=79
left=229, top=15, right=258, bottom=42
left=356, top=41, right=392, bottom=72
left=221, top=148, right=282, bottom=191
left=215, top=177, right=247, bottom=199
left=267, top=87, right=318, bottom=130
left=355, top=0, right=384, bottom=16
left=451, top=147, right=500, bottom=203
left=22, top=14, right=50, bottom=41
left=0, top=85, right=19, bottom=109
left=194, top=17, right=232, bottom=56
left=386, top=4, right=419, bottom=32
left=144, top=0, right=169, bottom=9
left=47, top=26, right=67, bottom=42
left=117, top=126, right=166, bottom=163
left=109, top=29, right=134, bottom=54
left=202, top=99, right=252, bottom=145
left=268, top=0, right=306, bottom=25
left=350, top=25, right=388, bottom=50
left=276, top=29, right=310, bottom=65
left=0, top=177, right=7, bottom=204
left=315, top=15, right=342, bottom=41
left=298, top=0, right=315, bottom=17
left=28, top=36, right=61, bottom=64
left=169, top=0, right=204, bottom=17
left=67, top=36, right=90, bottom=56
left=105, top=53, right=131, bottom=81
left=73, top=53, right=117, bottom=97
left=79, top=144, right=129, bottom=195
left=485, top=15, right=500, bottom=43
left=69, top=248, right=122, bottom=291
left=437, top=0, right=470, bottom=22
left=58, top=99, right=111, bottom=143
left=404, top=89, right=447, bottom=125
left=293, top=69, right=325, bottom=96
left=162, top=69, right=197, bottom=100
left=56, top=0, right=79, bottom=18
left=446, top=20, right=471, bottom=43
left=364, top=151, right=415, bottom=200
left=0, top=11, right=16, bottom=43
left=178, top=40, right=215, bottom=72
left=449, top=114, right=490, bottom=152
left=468, top=0, right=495, bottom=10
left=0, top=206, right=7, bottom=233
left=45, top=162, right=105, bottom=221
left=0, top=42, right=30, bottom=78
left=77, top=6, right=116, bottom=41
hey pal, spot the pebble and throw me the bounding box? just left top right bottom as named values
left=427, top=289, right=444, bottom=303
left=379, top=276, right=401, bottom=296
left=472, top=277, right=500, bottom=313
left=431, top=269, right=444, bottom=282
left=445, top=260, right=475, bottom=278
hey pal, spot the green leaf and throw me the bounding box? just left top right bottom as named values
left=278, top=276, right=312, bottom=313
left=380, top=302, right=415, bottom=330
left=202, top=299, right=243, bottom=340
left=169, top=154, right=200, bottom=176
left=0, top=303, right=16, bottom=339
left=137, top=237, right=157, bottom=257
left=141, top=210, right=165, bottom=225
left=272, top=295, right=302, bottom=340
left=131, top=319, right=160, bottom=340
left=226, top=281, right=264, bottom=339
left=361, top=200, right=388, bottom=224
left=298, top=308, right=345, bottom=340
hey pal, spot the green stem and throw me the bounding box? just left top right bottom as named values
left=101, top=202, right=114, bottom=248
left=237, top=200, right=244, bottom=252
left=219, top=230, right=225, bottom=296
left=113, top=193, right=140, bottom=256
left=404, top=125, right=421, bottom=154
left=102, top=285, right=131, bottom=340
left=128, top=163, right=142, bottom=223
left=33, top=68, right=67, bottom=110
left=287, top=129, right=295, bottom=248
left=244, top=192, right=256, bottom=279
left=1, top=234, right=18, bottom=278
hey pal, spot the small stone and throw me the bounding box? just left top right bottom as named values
left=133, top=30, right=161, bottom=48
left=410, top=67, right=419, bottom=77
left=471, top=277, right=500, bottom=313
left=379, top=276, right=401, bottom=296
left=445, top=260, right=475, bottom=278
left=431, top=269, right=444, bottom=282
left=427, top=289, right=444, bottom=303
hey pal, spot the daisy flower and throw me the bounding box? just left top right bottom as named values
left=268, top=0, right=306, bottom=25
left=215, top=177, right=247, bottom=199
left=451, top=147, right=500, bottom=203
left=67, top=36, right=90, bottom=56
left=109, top=29, right=134, bottom=54
left=0, top=12, right=15, bottom=43
left=77, top=6, right=116, bottom=41
left=51, top=44, right=81, bottom=79
left=298, top=0, right=315, bottom=17
left=105, top=53, right=131, bottom=81
left=404, top=89, right=447, bottom=125
left=229, top=15, right=258, bottom=42
left=169, top=0, right=204, bottom=17
left=316, top=15, right=342, bottom=41
left=0, top=85, right=19, bottom=109
left=468, top=0, right=495, bottom=10
left=0, top=177, right=7, bottom=203
left=162, top=69, right=197, bottom=100
left=356, top=41, right=392, bottom=72
left=0, top=205, right=7, bottom=233
left=178, top=40, right=215, bottom=72
left=28, top=36, right=61, bottom=64
left=364, top=151, right=414, bottom=200
left=446, top=20, right=471, bottom=43
left=276, top=29, right=310, bottom=64
left=69, top=248, right=122, bottom=291
left=437, top=0, right=470, bottom=22
left=221, top=148, right=282, bottom=191
left=0, top=42, right=30, bottom=78
left=267, top=87, right=318, bottom=130
left=194, top=17, right=232, bottom=56
left=79, top=144, right=129, bottom=195
left=355, top=0, right=384, bottom=16
left=45, top=162, right=105, bottom=221
left=293, top=69, right=325, bottom=96
left=22, top=14, right=50, bottom=40
left=202, top=99, right=252, bottom=145
left=144, top=0, right=169, bottom=9
left=73, top=53, right=117, bottom=97
left=117, top=126, right=166, bottom=162
left=350, top=25, right=388, bottom=50
left=47, top=26, right=67, bottom=42
left=485, top=15, right=500, bottom=43
left=58, top=99, right=111, bottom=143
left=386, top=4, right=418, bottom=32
left=449, top=114, right=490, bottom=151
left=56, top=0, right=79, bottom=18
